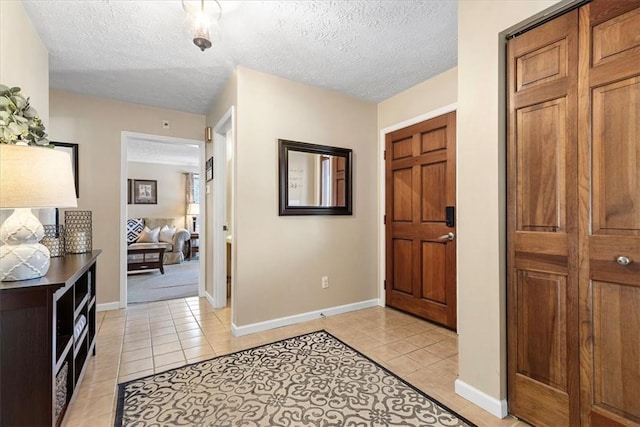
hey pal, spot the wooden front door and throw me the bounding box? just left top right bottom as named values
left=578, top=1, right=640, bottom=425
left=385, top=111, right=457, bottom=329
left=507, top=1, right=640, bottom=425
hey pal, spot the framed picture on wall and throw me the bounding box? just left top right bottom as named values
left=52, top=141, right=79, bottom=198
left=206, top=157, right=213, bottom=181
left=133, top=179, right=157, bottom=204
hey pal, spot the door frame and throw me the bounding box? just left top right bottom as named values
left=119, top=131, right=207, bottom=308
left=378, top=103, right=458, bottom=307
left=210, top=106, right=235, bottom=310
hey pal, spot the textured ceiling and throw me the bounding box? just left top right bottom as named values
left=127, top=136, right=199, bottom=168
left=22, top=0, right=457, bottom=115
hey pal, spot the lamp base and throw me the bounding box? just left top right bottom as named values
left=0, top=243, right=50, bottom=281
left=0, top=208, right=51, bottom=281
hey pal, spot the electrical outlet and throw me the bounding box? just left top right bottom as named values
left=322, top=276, right=329, bottom=289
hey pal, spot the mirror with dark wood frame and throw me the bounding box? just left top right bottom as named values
left=278, top=139, right=353, bottom=216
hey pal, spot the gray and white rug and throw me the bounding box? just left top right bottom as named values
left=115, top=331, right=474, bottom=426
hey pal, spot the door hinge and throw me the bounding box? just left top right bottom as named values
left=383, top=150, right=386, bottom=160
left=384, top=280, right=386, bottom=290
left=384, top=214, right=386, bottom=225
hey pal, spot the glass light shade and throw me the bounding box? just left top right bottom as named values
left=0, top=144, right=78, bottom=281
left=182, top=0, right=221, bottom=51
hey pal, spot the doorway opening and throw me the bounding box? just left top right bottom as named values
left=119, top=132, right=206, bottom=308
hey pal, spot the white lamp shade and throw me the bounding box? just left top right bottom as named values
left=0, top=144, right=78, bottom=209
left=187, top=203, right=200, bottom=215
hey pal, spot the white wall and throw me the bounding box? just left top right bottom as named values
left=232, top=67, right=378, bottom=327
left=49, top=90, right=205, bottom=304
left=456, top=0, right=561, bottom=411
left=127, top=161, right=197, bottom=228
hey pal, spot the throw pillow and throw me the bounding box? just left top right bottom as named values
left=126, top=218, right=144, bottom=244
left=159, top=225, right=176, bottom=243
left=136, top=226, right=160, bottom=243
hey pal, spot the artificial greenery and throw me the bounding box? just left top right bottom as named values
left=0, top=84, right=49, bottom=145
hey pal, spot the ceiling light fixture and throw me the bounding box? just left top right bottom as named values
left=182, top=0, right=222, bottom=52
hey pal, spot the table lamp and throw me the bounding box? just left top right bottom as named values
left=187, top=203, right=199, bottom=232
left=0, top=144, right=78, bottom=281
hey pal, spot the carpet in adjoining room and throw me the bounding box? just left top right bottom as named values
left=127, top=260, right=198, bottom=304
left=115, top=330, right=475, bottom=427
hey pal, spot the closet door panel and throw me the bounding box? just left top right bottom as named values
left=591, top=282, right=640, bottom=424
left=579, top=1, right=640, bottom=426
left=516, top=99, right=566, bottom=232
left=591, top=77, right=640, bottom=233
left=507, top=9, right=580, bottom=426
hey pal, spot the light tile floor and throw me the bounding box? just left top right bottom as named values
left=62, top=297, right=529, bottom=427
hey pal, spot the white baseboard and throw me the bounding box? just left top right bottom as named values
left=97, top=302, right=121, bottom=312
left=455, top=379, right=508, bottom=419
left=204, top=290, right=215, bottom=308
left=231, top=299, right=380, bottom=337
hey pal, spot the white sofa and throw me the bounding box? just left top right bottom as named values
left=127, top=217, right=190, bottom=265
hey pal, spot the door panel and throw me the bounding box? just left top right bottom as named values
left=421, top=242, right=446, bottom=303
left=392, top=239, right=413, bottom=295
left=579, top=2, right=640, bottom=426
left=392, top=168, right=413, bottom=222
left=516, top=270, right=567, bottom=390
left=507, top=9, right=579, bottom=426
left=421, top=163, right=446, bottom=222
left=592, top=77, right=640, bottom=232
left=592, top=282, right=640, bottom=424
left=385, top=112, right=456, bottom=329
left=516, top=40, right=568, bottom=91
left=333, top=156, right=346, bottom=206
left=591, top=7, right=640, bottom=66
left=516, top=99, right=566, bottom=232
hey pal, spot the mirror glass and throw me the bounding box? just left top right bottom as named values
left=279, top=139, right=352, bottom=215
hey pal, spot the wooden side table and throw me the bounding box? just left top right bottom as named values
left=187, top=233, right=199, bottom=261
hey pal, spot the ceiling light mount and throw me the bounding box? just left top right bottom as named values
left=183, top=0, right=221, bottom=52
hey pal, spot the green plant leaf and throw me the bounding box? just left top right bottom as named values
left=22, top=106, right=37, bottom=118
left=10, top=95, right=26, bottom=110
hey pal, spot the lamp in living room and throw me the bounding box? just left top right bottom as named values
left=0, top=144, right=78, bottom=281
left=187, top=203, right=199, bottom=233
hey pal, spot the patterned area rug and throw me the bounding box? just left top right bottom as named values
left=115, top=331, right=475, bottom=427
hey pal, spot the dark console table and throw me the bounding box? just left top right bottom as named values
left=0, top=250, right=101, bottom=427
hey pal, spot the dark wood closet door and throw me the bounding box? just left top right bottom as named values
left=508, top=1, right=640, bottom=426
left=578, top=1, right=640, bottom=426
left=385, top=112, right=457, bottom=329
left=507, top=10, right=580, bottom=426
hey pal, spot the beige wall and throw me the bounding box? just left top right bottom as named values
left=457, top=0, right=560, bottom=403
left=0, top=0, right=49, bottom=127
left=377, top=67, right=458, bottom=129
left=233, top=67, right=378, bottom=326
left=127, top=161, right=197, bottom=228
left=49, top=90, right=205, bottom=304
